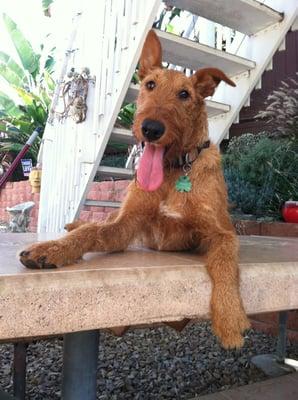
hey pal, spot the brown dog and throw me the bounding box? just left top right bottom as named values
left=19, top=30, right=250, bottom=348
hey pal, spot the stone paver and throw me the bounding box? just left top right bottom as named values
left=196, top=372, right=298, bottom=399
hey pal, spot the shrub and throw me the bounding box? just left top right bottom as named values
left=223, top=134, right=298, bottom=218
left=256, top=75, right=298, bottom=139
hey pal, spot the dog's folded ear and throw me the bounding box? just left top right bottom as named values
left=190, top=68, right=236, bottom=98
left=138, top=30, right=162, bottom=80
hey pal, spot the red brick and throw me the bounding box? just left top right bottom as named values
left=105, top=208, right=116, bottom=214
left=250, top=319, right=278, bottom=337
left=114, top=190, right=126, bottom=202
left=0, top=192, right=6, bottom=201
left=251, top=312, right=278, bottom=324
left=91, top=211, right=107, bottom=221
left=87, top=191, right=100, bottom=201
left=288, top=310, right=298, bottom=331
left=33, top=192, right=40, bottom=201
left=98, top=180, right=115, bottom=192
left=233, top=220, right=261, bottom=235
left=90, top=206, right=105, bottom=212
left=114, top=180, right=130, bottom=190
left=98, top=190, right=114, bottom=202
left=288, top=329, right=298, bottom=343
left=79, top=210, right=91, bottom=221
left=4, top=182, right=13, bottom=189
left=90, top=182, right=102, bottom=191
left=260, top=221, right=298, bottom=238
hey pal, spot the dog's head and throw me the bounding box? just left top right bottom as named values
left=133, top=30, right=235, bottom=191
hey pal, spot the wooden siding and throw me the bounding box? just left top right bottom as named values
left=230, top=29, right=298, bottom=137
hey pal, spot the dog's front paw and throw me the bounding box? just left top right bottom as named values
left=212, top=290, right=250, bottom=349
left=64, top=220, right=87, bottom=232
left=19, top=241, right=72, bottom=269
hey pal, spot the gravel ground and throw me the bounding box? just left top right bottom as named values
left=1, top=322, right=297, bottom=399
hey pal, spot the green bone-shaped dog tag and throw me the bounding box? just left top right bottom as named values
left=175, top=175, right=192, bottom=192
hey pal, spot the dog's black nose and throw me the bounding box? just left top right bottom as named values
left=141, top=119, right=165, bottom=141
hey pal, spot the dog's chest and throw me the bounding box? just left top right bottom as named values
left=159, top=200, right=183, bottom=219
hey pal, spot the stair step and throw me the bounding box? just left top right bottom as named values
left=126, top=84, right=231, bottom=117
left=167, top=0, right=283, bottom=36
left=97, top=166, right=134, bottom=179
left=85, top=200, right=121, bottom=208
left=110, top=127, right=136, bottom=145
left=155, top=29, right=255, bottom=76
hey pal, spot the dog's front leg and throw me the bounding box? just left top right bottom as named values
left=205, top=229, right=250, bottom=348
left=19, top=185, right=153, bottom=269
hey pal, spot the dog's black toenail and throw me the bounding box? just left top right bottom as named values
left=22, top=259, right=39, bottom=269
left=44, top=263, right=57, bottom=269
left=20, top=251, right=30, bottom=257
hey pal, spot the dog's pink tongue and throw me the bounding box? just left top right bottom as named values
left=137, top=143, right=164, bottom=191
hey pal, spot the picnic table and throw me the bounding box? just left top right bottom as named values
left=0, top=233, right=297, bottom=399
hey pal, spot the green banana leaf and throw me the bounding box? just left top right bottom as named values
left=3, top=14, right=40, bottom=79
left=43, top=70, right=55, bottom=91
left=0, top=91, right=22, bottom=118
left=13, top=87, right=47, bottom=111
left=0, top=51, right=27, bottom=84
left=0, top=63, right=25, bottom=87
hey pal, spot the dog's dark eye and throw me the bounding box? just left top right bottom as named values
left=146, top=80, right=156, bottom=90
left=178, top=90, right=190, bottom=100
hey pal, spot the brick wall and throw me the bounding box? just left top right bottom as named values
left=0, top=180, right=130, bottom=231
left=251, top=311, right=298, bottom=343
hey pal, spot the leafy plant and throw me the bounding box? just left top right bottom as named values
left=256, top=75, right=298, bottom=139
left=223, top=134, right=298, bottom=218
left=117, top=102, right=136, bottom=129
left=0, top=14, right=55, bottom=164
left=42, top=0, right=54, bottom=17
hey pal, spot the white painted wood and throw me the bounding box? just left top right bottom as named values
left=166, top=0, right=283, bottom=35
left=38, top=0, right=162, bottom=232
left=208, top=0, right=297, bottom=144
left=292, top=16, right=298, bottom=30
left=266, top=59, right=273, bottom=71
left=244, top=97, right=251, bottom=107
left=155, top=29, right=255, bottom=76
left=197, top=17, right=216, bottom=47
left=97, top=166, right=134, bottom=179
left=110, top=127, right=135, bottom=144
left=278, top=38, right=286, bottom=51
left=255, top=78, right=262, bottom=90
left=126, top=84, right=231, bottom=117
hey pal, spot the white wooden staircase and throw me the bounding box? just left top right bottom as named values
left=38, top=0, right=298, bottom=233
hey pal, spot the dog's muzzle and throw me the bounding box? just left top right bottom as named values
left=141, top=119, right=165, bottom=142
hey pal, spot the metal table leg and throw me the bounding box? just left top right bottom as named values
left=276, top=311, right=288, bottom=363
left=62, top=330, right=99, bottom=400
left=13, top=342, right=27, bottom=400
left=251, top=311, right=295, bottom=377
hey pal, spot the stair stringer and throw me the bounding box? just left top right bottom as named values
left=208, top=0, right=297, bottom=145
left=38, top=0, right=162, bottom=233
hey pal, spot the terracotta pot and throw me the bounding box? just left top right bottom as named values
left=282, top=201, right=298, bottom=223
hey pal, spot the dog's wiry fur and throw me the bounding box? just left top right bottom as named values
left=19, top=30, right=250, bottom=348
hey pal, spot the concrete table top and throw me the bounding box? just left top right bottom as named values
left=0, top=233, right=297, bottom=341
